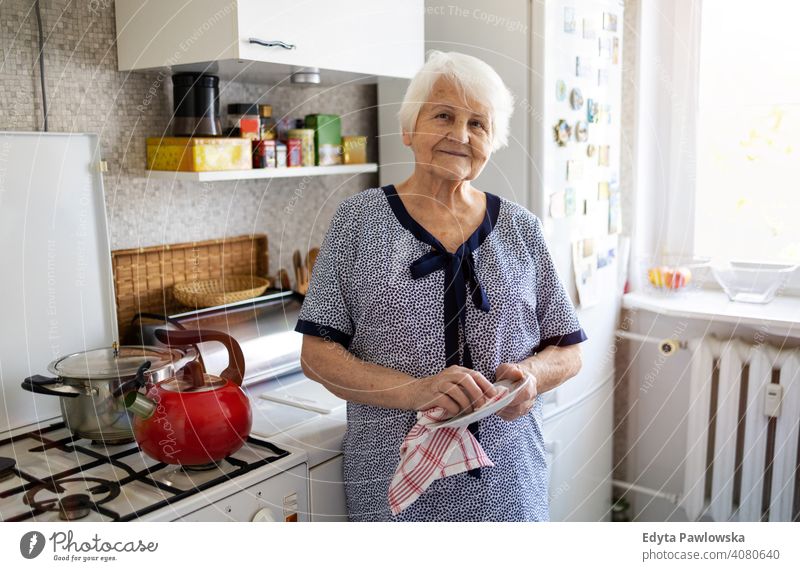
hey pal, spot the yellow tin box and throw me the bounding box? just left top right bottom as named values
left=146, top=137, right=252, bottom=172
left=342, top=136, right=367, bottom=165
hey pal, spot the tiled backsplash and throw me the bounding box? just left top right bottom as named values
left=0, top=0, right=378, bottom=275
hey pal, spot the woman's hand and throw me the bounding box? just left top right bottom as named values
left=494, top=363, right=538, bottom=421
left=413, top=365, right=499, bottom=418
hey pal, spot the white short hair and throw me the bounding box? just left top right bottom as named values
left=398, top=50, right=515, bottom=152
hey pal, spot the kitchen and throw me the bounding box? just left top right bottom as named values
left=1, top=0, right=799, bottom=558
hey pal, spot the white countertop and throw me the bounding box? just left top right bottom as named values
left=623, top=290, right=800, bottom=338
left=246, top=374, right=347, bottom=468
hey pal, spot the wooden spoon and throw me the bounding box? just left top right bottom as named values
left=307, top=247, right=320, bottom=277
left=292, top=250, right=303, bottom=293
left=277, top=268, right=291, bottom=291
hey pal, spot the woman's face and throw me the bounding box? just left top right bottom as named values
left=403, top=76, right=494, bottom=182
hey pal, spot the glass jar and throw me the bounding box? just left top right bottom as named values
left=259, top=105, right=276, bottom=140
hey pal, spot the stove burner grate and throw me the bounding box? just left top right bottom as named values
left=0, top=456, right=16, bottom=482
left=90, top=437, right=135, bottom=446
left=1, top=423, right=291, bottom=522
left=181, top=461, right=220, bottom=472
left=23, top=476, right=120, bottom=521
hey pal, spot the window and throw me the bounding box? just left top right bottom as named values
left=694, top=0, right=800, bottom=265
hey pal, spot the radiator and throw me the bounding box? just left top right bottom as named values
left=682, top=337, right=800, bottom=522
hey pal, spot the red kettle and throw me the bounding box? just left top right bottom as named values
left=124, top=329, right=251, bottom=466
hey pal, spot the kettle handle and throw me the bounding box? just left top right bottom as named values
left=154, top=329, right=245, bottom=386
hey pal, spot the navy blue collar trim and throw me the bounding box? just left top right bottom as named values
left=383, top=184, right=501, bottom=254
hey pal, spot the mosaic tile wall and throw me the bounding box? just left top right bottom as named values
left=0, top=0, right=379, bottom=277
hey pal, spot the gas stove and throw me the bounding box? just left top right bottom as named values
left=0, top=421, right=309, bottom=522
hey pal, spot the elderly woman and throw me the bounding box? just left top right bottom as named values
left=295, top=51, right=586, bottom=521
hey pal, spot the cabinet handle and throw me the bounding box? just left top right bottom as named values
left=248, top=38, right=296, bottom=50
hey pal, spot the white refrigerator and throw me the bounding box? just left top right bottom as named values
left=378, top=0, right=624, bottom=521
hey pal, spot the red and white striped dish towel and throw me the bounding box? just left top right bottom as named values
left=388, top=387, right=509, bottom=516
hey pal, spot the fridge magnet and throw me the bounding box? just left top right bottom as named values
left=570, top=87, right=584, bottom=110
left=582, top=18, right=597, bottom=39
left=566, top=160, right=584, bottom=181
left=574, top=121, right=589, bottom=142
left=597, top=181, right=610, bottom=200
left=586, top=144, right=597, bottom=158
left=572, top=240, right=600, bottom=308
left=565, top=187, right=577, bottom=216
left=608, top=187, right=622, bottom=234
left=599, top=37, right=612, bottom=59
left=613, top=37, right=620, bottom=64
left=549, top=191, right=566, bottom=218
left=598, top=68, right=609, bottom=87
left=576, top=57, right=592, bottom=78
left=587, top=99, right=599, bottom=123
left=604, top=103, right=612, bottom=124
left=598, top=145, right=610, bottom=166
left=556, top=79, right=567, bottom=101
left=597, top=237, right=617, bottom=269
left=564, top=7, right=577, bottom=33
left=553, top=119, right=572, bottom=147
left=603, top=12, right=618, bottom=32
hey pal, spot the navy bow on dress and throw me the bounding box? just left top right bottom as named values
left=410, top=246, right=492, bottom=479
left=410, top=247, right=491, bottom=368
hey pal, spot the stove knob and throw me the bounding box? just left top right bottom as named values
left=252, top=508, right=277, bottom=522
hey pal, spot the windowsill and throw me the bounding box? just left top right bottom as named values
left=622, top=289, right=800, bottom=338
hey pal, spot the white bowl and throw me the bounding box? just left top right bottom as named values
left=711, top=261, right=798, bottom=304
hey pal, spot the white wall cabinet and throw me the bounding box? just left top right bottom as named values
left=116, top=0, right=424, bottom=82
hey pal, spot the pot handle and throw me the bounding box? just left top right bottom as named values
left=21, top=375, right=81, bottom=398
left=154, top=329, right=245, bottom=386
left=111, top=361, right=152, bottom=398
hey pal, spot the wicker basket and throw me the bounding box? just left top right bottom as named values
left=173, top=275, right=271, bottom=308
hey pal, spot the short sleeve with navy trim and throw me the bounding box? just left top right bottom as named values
left=295, top=201, right=355, bottom=348
left=527, top=212, right=588, bottom=352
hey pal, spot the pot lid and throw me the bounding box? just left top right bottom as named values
left=48, top=345, right=187, bottom=380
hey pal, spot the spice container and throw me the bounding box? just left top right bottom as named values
left=305, top=114, right=342, bottom=165
left=252, top=139, right=276, bottom=168
left=259, top=105, right=276, bottom=140
left=227, top=103, right=260, bottom=140
left=277, top=118, right=305, bottom=142
left=342, top=135, right=367, bottom=164
left=276, top=142, right=287, bottom=168
left=287, top=128, right=315, bottom=167
left=286, top=139, right=302, bottom=167
left=171, top=73, right=222, bottom=137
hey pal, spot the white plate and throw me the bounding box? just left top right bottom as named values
left=425, top=377, right=530, bottom=429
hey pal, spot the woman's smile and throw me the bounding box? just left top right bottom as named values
left=436, top=148, right=470, bottom=158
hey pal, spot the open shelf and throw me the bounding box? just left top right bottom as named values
left=145, top=163, right=378, bottom=182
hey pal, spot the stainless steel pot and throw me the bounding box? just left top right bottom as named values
left=21, top=345, right=193, bottom=443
